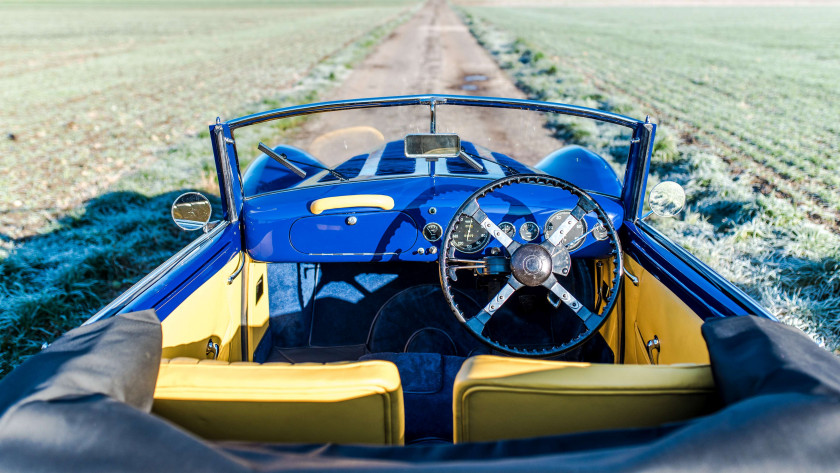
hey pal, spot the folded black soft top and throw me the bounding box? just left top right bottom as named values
left=1, top=310, right=839, bottom=472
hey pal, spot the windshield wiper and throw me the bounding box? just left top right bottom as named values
left=258, top=142, right=347, bottom=181
left=459, top=148, right=520, bottom=175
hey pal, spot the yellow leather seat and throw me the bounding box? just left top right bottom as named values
left=453, top=355, right=719, bottom=443
left=153, top=358, right=404, bottom=445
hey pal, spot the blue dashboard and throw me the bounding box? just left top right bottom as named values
left=242, top=175, right=624, bottom=263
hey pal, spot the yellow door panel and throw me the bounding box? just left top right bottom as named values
left=161, top=256, right=242, bottom=361
left=623, top=255, right=709, bottom=365
left=246, top=259, right=270, bottom=360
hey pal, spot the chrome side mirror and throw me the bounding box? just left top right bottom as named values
left=171, top=192, right=212, bottom=231
left=644, top=181, right=686, bottom=219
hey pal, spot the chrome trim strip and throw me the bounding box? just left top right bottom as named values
left=306, top=252, right=400, bottom=256
left=83, top=221, right=231, bottom=325
left=298, top=170, right=329, bottom=188
left=239, top=253, right=250, bottom=361
left=636, top=220, right=777, bottom=320
left=228, top=95, right=641, bottom=130
left=475, top=146, right=505, bottom=178
left=358, top=146, right=385, bottom=177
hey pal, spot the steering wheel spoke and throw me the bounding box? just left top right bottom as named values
left=463, top=199, right=521, bottom=253
left=466, top=276, right=523, bottom=333
left=543, top=275, right=601, bottom=331
left=544, top=198, right=597, bottom=249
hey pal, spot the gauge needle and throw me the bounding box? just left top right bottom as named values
left=465, top=220, right=473, bottom=239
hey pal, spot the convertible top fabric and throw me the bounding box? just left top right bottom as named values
left=1, top=310, right=839, bottom=472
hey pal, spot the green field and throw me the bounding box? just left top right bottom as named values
left=460, top=5, right=840, bottom=350
left=0, top=0, right=415, bottom=239
left=0, top=0, right=417, bottom=377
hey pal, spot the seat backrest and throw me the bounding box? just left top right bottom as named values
left=453, top=355, right=719, bottom=443
left=153, top=358, right=404, bottom=445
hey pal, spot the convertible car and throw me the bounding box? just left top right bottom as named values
left=2, top=95, right=839, bottom=471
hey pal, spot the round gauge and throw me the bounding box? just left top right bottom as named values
left=545, top=210, right=588, bottom=250
left=592, top=222, right=609, bottom=241
left=519, top=221, right=540, bottom=241
left=499, top=222, right=516, bottom=238
left=452, top=216, right=490, bottom=253
left=423, top=222, right=443, bottom=242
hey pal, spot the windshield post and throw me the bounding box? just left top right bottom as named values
left=622, top=119, right=655, bottom=221
left=214, top=120, right=243, bottom=222
left=429, top=100, right=437, bottom=133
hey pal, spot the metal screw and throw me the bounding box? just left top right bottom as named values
left=346, top=216, right=357, bottom=225
left=417, top=247, right=425, bottom=255
left=428, top=246, right=437, bottom=255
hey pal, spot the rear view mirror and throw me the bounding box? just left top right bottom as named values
left=171, top=192, right=212, bottom=231
left=404, top=133, right=460, bottom=159
left=647, top=181, right=686, bottom=218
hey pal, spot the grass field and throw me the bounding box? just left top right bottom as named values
left=0, top=0, right=417, bottom=377
left=459, top=4, right=840, bottom=350
left=0, top=0, right=415, bottom=240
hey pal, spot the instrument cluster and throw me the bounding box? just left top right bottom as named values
left=423, top=210, right=596, bottom=255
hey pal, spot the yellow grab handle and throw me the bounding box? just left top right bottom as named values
left=309, top=194, right=395, bottom=215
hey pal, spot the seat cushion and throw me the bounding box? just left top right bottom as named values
left=453, top=355, right=719, bottom=443
left=153, top=358, right=404, bottom=445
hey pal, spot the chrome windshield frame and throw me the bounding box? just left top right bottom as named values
left=226, top=94, right=643, bottom=130
left=225, top=94, right=652, bottom=219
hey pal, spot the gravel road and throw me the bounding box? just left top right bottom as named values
left=287, top=0, right=565, bottom=167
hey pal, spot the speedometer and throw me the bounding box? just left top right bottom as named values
left=452, top=216, right=490, bottom=253
left=544, top=210, right=588, bottom=251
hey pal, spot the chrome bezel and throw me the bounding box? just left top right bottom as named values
left=422, top=222, right=443, bottom=242
left=499, top=222, right=515, bottom=238
left=452, top=216, right=490, bottom=254
left=544, top=210, right=589, bottom=251
left=519, top=221, right=540, bottom=241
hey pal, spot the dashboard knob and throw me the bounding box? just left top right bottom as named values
left=346, top=216, right=357, bottom=225
left=417, top=247, right=425, bottom=255
left=428, top=246, right=437, bottom=255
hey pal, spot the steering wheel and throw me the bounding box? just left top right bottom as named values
left=438, top=174, right=623, bottom=357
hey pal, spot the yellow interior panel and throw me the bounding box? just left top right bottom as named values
left=453, top=355, right=718, bottom=443
left=246, top=260, right=269, bottom=361
left=161, top=256, right=242, bottom=361
left=622, top=255, right=709, bottom=365
left=153, top=358, right=405, bottom=445
left=594, top=258, right=621, bottom=361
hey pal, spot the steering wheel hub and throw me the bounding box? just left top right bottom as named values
left=511, top=244, right=552, bottom=287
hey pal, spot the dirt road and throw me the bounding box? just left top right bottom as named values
left=287, top=0, right=564, bottom=166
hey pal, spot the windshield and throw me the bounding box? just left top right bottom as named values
left=233, top=98, right=637, bottom=198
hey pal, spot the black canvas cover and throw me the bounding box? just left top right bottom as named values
left=1, top=311, right=839, bottom=472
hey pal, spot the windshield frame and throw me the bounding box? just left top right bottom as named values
left=224, top=94, right=655, bottom=219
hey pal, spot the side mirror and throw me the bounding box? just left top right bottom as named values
left=645, top=181, right=686, bottom=219
left=171, top=192, right=212, bottom=231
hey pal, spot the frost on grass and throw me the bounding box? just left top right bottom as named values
left=0, top=2, right=417, bottom=378
left=0, top=0, right=418, bottom=239
left=461, top=11, right=840, bottom=351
